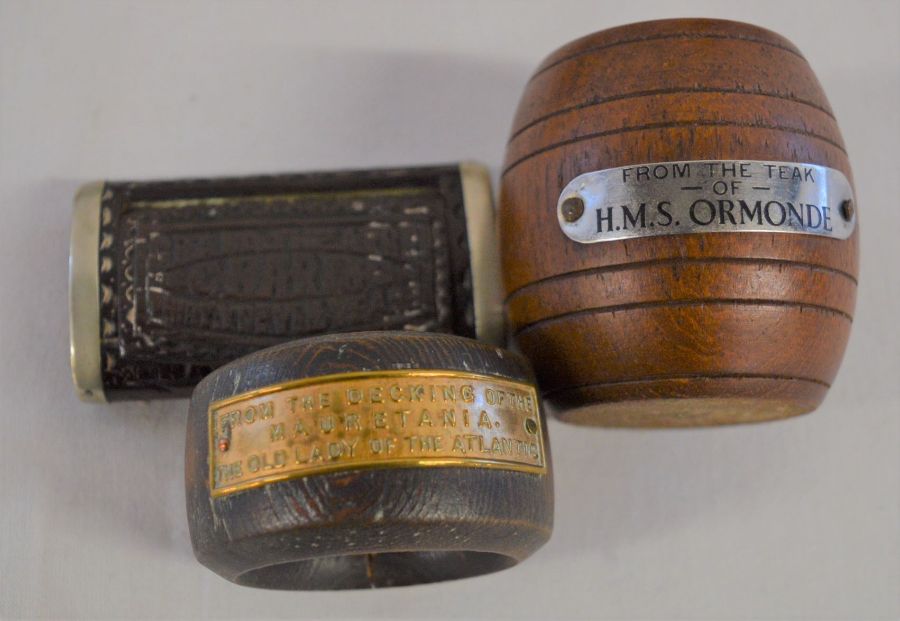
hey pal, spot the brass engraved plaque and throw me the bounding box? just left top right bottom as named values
left=208, top=370, right=547, bottom=497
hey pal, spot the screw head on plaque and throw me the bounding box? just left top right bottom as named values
left=499, top=18, right=858, bottom=426
left=185, top=331, right=553, bottom=589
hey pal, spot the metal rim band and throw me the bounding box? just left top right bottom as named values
left=69, top=182, right=105, bottom=402
left=459, top=162, right=505, bottom=345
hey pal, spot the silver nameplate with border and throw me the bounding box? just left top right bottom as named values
left=557, top=160, right=856, bottom=244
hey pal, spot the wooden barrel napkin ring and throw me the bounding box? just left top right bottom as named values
left=500, top=18, right=859, bottom=427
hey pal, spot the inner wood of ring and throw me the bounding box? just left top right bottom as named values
left=235, top=550, right=517, bottom=589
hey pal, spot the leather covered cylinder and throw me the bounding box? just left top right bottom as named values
left=69, top=163, right=503, bottom=402
left=499, top=19, right=858, bottom=426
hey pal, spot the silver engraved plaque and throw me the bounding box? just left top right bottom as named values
left=557, top=160, right=856, bottom=244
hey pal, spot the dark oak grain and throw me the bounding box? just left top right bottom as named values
left=499, top=19, right=858, bottom=426
left=186, top=332, right=553, bottom=589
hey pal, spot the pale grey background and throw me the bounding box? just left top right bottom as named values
left=1, top=1, right=897, bottom=619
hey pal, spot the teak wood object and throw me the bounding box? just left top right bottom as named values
left=186, top=332, right=553, bottom=589
left=69, top=163, right=503, bottom=402
left=500, top=19, right=858, bottom=426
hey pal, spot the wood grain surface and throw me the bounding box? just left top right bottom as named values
left=185, top=332, right=553, bottom=589
left=499, top=18, right=858, bottom=426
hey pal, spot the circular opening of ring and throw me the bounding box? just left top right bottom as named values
left=839, top=199, right=854, bottom=222
left=561, top=196, right=585, bottom=222
left=524, top=418, right=538, bottom=435
left=235, top=550, right=518, bottom=590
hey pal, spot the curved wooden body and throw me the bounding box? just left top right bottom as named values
left=500, top=19, right=858, bottom=426
left=186, top=332, right=553, bottom=589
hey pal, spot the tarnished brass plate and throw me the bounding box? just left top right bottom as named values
left=208, top=370, right=546, bottom=497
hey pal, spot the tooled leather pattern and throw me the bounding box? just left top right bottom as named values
left=97, top=167, right=474, bottom=399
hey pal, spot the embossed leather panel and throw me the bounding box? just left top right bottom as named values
left=97, top=166, right=473, bottom=400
